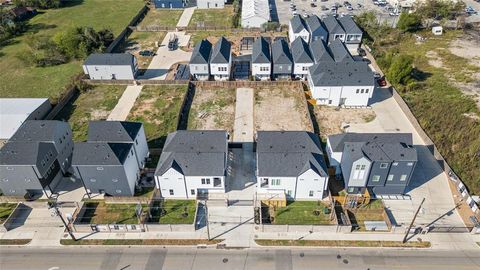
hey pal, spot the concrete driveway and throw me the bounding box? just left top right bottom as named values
left=139, top=32, right=192, bottom=80
left=347, top=89, right=464, bottom=227
left=107, top=85, right=142, bottom=121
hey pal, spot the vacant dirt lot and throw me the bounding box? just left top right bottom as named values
left=314, top=106, right=376, bottom=139
left=254, top=85, right=313, bottom=132
left=188, top=86, right=236, bottom=135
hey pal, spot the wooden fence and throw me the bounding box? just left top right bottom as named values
left=105, top=5, right=149, bottom=53
left=132, top=25, right=285, bottom=33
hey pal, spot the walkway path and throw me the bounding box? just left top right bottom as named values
left=176, top=7, right=196, bottom=28
left=233, top=88, right=254, bottom=142
left=107, top=85, right=143, bottom=121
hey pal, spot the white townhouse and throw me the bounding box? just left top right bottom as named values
left=288, top=15, right=310, bottom=43
left=251, top=36, right=271, bottom=80
left=241, top=0, right=270, bottom=28
left=154, top=130, right=228, bottom=199
left=83, top=53, right=138, bottom=80
left=189, top=39, right=212, bottom=81
left=197, top=0, right=225, bottom=8
left=291, top=37, right=315, bottom=80
left=256, top=131, right=329, bottom=200
left=307, top=61, right=374, bottom=107
left=323, top=15, right=346, bottom=43
left=209, top=37, right=232, bottom=81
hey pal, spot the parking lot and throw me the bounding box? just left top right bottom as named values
left=273, top=0, right=399, bottom=25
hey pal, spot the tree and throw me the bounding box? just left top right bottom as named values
left=397, top=12, right=421, bottom=32
left=13, top=0, right=62, bottom=9
left=387, top=54, right=414, bottom=86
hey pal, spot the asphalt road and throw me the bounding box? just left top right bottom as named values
left=1, top=247, right=479, bottom=270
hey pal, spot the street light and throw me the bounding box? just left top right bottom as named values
left=51, top=198, right=77, bottom=241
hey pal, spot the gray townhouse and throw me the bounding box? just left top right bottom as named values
left=305, top=15, right=328, bottom=43
left=291, top=37, right=314, bottom=80
left=210, top=37, right=232, bottom=81
left=272, top=39, right=293, bottom=80
left=309, top=39, right=334, bottom=63
left=83, top=53, right=138, bottom=80
left=189, top=39, right=213, bottom=81
left=72, top=142, right=139, bottom=196
left=288, top=15, right=310, bottom=43
left=251, top=36, right=272, bottom=81
left=87, top=121, right=149, bottom=170
left=338, top=15, right=363, bottom=52
left=256, top=131, right=329, bottom=200
left=323, top=15, right=346, bottom=43
left=328, top=39, right=353, bottom=62
left=327, top=133, right=417, bottom=196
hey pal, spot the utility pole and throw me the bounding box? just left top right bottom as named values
left=205, top=201, right=210, bottom=241
left=403, top=198, right=425, bottom=243
left=52, top=199, right=76, bottom=241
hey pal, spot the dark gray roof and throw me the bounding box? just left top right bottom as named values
left=344, top=141, right=417, bottom=162
left=155, top=130, right=227, bottom=176
left=87, top=121, right=142, bottom=143
left=308, top=61, right=374, bottom=87
left=328, top=39, right=353, bottom=62
left=272, top=39, right=292, bottom=65
left=190, top=39, right=212, bottom=64
left=338, top=15, right=362, bottom=34
left=9, top=120, right=69, bottom=143
left=291, top=37, right=314, bottom=64
left=290, top=15, right=307, bottom=33
left=257, top=131, right=327, bottom=177
left=323, top=15, right=345, bottom=35
left=328, top=133, right=414, bottom=152
left=0, top=141, right=56, bottom=166
left=310, top=39, right=333, bottom=63
left=210, top=37, right=231, bottom=64
left=84, top=53, right=135, bottom=66
left=305, top=15, right=327, bottom=36
left=252, top=36, right=271, bottom=64
left=72, top=142, right=133, bottom=166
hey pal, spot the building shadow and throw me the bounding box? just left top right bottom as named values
left=177, top=83, right=196, bottom=130
left=368, top=87, right=392, bottom=106
left=5, top=204, right=32, bottom=231
left=404, top=144, right=444, bottom=193
left=268, top=0, right=279, bottom=23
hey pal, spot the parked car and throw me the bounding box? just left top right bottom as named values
left=346, top=5, right=353, bottom=10
left=343, top=1, right=350, bottom=5
left=321, top=5, right=328, bottom=10
left=357, top=3, right=362, bottom=8
left=374, top=72, right=382, bottom=79
left=377, top=77, right=387, bottom=87
left=357, top=47, right=366, bottom=57
left=321, top=0, right=328, bottom=2
left=311, top=2, right=317, bottom=7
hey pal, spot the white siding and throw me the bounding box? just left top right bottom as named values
left=83, top=64, right=136, bottom=80
left=210, top=56, right=231, bottom=81
left=252, top=63, right=271, bottom=80
left=124, top=149, right=140, bottom=196
left=197, top=0, right=225, bottom=8
left=190, top=63, right=210, bottom=79
left=296, top=169, right=327, bottom=200
left=257, top=176, right=297, bottom=200
left=349, top=157, right=371, bottom=187
left=185, top=176, right=225, bottom=198
left=288, top=26, right=310, bottom=44
left=293, top=62, right=314, bottom=79
left=326, top=138, right=342, bottom=174
left=309, top=81, right=374, bottom=107
left=156, top=168, right=187, bottom=199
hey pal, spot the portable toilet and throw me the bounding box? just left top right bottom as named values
left=432, top=26, right=443, bottom=36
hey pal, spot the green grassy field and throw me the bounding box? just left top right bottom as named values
left=80, top=201, right=147, bottom=224
left=0, top=203, right=17, bottom=224
left=188, top=7, right=234, bottom=28
left=54, top=85, right=126, bottom=141
left=273, top=201, right=331, bottom=225
left=0, top=0, right=144, bottom=100
left=138, top=9, right=183, bottom=27
left=149, top=200, right=196, bottom=224
left=127, top=85, right=187, bottom=148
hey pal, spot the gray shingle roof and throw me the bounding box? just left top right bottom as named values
left=338, top=15, right=362, bottom=35
left=84, top=53, right=135, bottom=66
left=210, top=37, right=231, bottom=64
left=323, top=15, right=345, bottom=35
left=252, top=36, right=271, bottom=64
left=328, top=39, right=353, bottom=62
left=190, top=39, right=212, bottom=64
left=9, top=120, right=69, bottom=143
left=0, top=141, right=56, bottom=166
left=272, top=39, right=292, bottom=65
left=72, top=142, right=133, bottom=166
left=291, top=37, right=314, bottom=64
left=344, top=141, right=417, bottom=162
left=155, top=130, right=228, bottom=176
left=328, top=133, right=414, bottom=152
left=257, top=131, right=327, bottom=177
left=290, top=15, right=307, bottom=33
left=309, top=61, right=374, bottom=87
left=87, top=121, right=142, bottom=143
left=310, top=39, right=333, bottom=63
left=305, top=15, right=327, bottom=38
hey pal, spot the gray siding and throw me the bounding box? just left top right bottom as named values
left=0, top=164, right=61, bottom=196
left=190, top=63, right=210, bottom=75
left=272, top=63, right=292, bottom=75
left=74, top=165, right=133, bottom=196
left=366, top=161, right=390, bottom=187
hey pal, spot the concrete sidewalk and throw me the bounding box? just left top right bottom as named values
left=233, top=88, right=254, bottom=142
left=107, top=85, right=143, bottom=121
left=176, top=7, right=196, bottom=28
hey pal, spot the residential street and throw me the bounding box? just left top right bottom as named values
left=0, top=246, right=479, bottom=270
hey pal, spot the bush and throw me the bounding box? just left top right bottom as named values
left=397, top=12, right=421, bottom=32
left=387, top=54, right=414, bottom=86
left=13, top=0, right=62, bottom=9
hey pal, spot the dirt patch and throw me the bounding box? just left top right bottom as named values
left=188, top=86, right=236, bottom=135
left=314, top=106, right=376, bottom=138
left=254, top=85, right=313, bottom=132
left=426, top=50, right=445, bottom=69
left=449, top=38, right=480, bottom=68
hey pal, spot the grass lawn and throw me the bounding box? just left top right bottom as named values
left=127, top=85, right=188, bottom=148
left=0, top=203, right=17, bottom=224
left=0, top=0, right=145, bottom=100
left=138, top=9, right=183, bottom=27
left=116, top=31, right=167, bottom=72
left=0, top=239, right=32, bottom=245
left=255, top=239, right=431, bottom=248
left=347, top=200, right=386, bottom=231
left=80, top=201, right=146, bottom=224
left=149, top=200, right=196, bottom=224
left=273, top=201, right=331, bottom=225
left=188, top=7, right=234, bottom=28
left=61, top=239, right=221, bottom=245
left=54, top=85, right=126, bottom=141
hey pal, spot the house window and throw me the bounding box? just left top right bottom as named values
left=365, top=89, right=369, bottom=93
left=6, top=167, right=13, bottom=171
left=135, top=139, right=138, bottom=145
left=356, top=89, right=360, bottom=93
left=25, top=178, right=31, bottom=182
left=260, top=66, right=269, bottom=72
left=201, top=178, right=206, bottom=184
left=218, top=67, right=227, bottom=72
left=380, top=163, right=388, bottom=169
left=372, top=175, right=381, bottom=182
left=314, top=179, right=319, bottom=181
left=271, top=179, right=281, bottom=186
left=206, top=179, right=210, bottom=184
left=169, top=189, right=174, bottom=195
left=302, top=66, right=309, bottom=71
left=407, top=162, right=414, bottom=166
left=191, top=189, right=195, bottom=195
left=392, top=162, right=398, bottom=166
left=112, top=179, right=118, bottom=183
left=90, top=178, right=97, bottom=182
left=309, top=190, right=314, bottom=197
left=347, top=187, right=354, bottom=193
left=400, top=175, right=407, bottom=181
left=361, top=89, right=364, bottom=93
left=116, top=190, right=122, bottom=194
left=96, top=167, right=104, bottom=171
left=387, top=174, right=394, bottom=181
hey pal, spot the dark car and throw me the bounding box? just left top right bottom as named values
left=357, top=47, right=366, bottom=57
left=377, top=77, right=387, bottom=87
left=139, top=50, right=154, bottom=56
left=311, top=3, right=317, bottom=7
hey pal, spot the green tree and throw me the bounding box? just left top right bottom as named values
left=397, top=12, right=421, bottom=32
left=387, top=54, right=414, bottom=86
